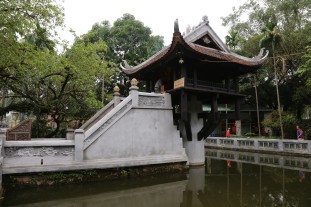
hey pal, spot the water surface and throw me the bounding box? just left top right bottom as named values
left=2, top=149, right=311, bottom=207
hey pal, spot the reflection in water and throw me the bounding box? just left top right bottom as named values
left=2, top=149, right=311, bottom=207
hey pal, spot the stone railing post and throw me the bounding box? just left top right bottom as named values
left=278, top=140, right=284, bottom=152
left=113, top=85, right=121, bottom=107
left=0, top=129, right=5, bottom=196
left=66, top=128, right=74, bottom=140
left=254, top=139, right=259, bottom=149
left=129, top=78, right=139, bottom=107
left=307, top=141, right=311, bottom=153
left=164, top=93, right=172, bottom=108
left=216, top=137, right=221, bottom=146
left=233, top=138, right=238, bottom=147
left=74, top=129, right=85, bottom=161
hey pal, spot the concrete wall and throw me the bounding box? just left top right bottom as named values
left=83, top=91, right=187, bottom=165
left=2, top=138, right=75, bottom=174
left=84, top=108, right=185, bottom=160
left=1, top=89, right=187, bottom=176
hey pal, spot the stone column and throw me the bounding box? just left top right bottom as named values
left=235, top=120, right=241, bottom=136
left=0, top=129, right=5, bottom=196
left=183, top=96, right=204, bottom=166
left=74, top=129, right=84, bottom=161
left=129, top=78, right=139, bottom=107
left=113, top=85, right=121, bottom=107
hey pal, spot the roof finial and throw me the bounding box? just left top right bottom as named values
left=174, top=18, right=180, bottom=33
left=202, top=15, right=209, bottom=24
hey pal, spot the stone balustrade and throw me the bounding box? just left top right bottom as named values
left=205, top=137, right=311, bottom=156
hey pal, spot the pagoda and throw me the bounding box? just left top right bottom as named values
left=121, top=16, right=268, bottom=165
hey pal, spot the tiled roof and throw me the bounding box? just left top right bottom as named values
left=121, top=19, right=268, bottom=76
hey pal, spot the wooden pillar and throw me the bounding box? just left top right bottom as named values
left=197, top=94, right=219, bottom=140
left=193, top=68, right=198, bottom=88
left=173, top=68, right=177, bottom=82
left=235, top=98, right=241, bottom=122
left=233, top=77, right=239, bottom=92
left=181, top=63, right=186, bottom=79
left=146, top=80, right=151, bottom=92
left=150, top=80, right=155, bottom=92
left=211, top=94, right=219, bottom=114
left=179, top=62, right=192, bottom=140
left=225, top=78, right=232, bottom=91
left=181, top=89, right=192, bottom=141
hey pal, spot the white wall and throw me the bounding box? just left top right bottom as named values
left=84, top=108, right=186, bottom=161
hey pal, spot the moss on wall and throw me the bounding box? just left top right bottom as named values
left=3, top=162, right=188, bottom=188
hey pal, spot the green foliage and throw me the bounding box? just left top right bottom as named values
left=83, top=13, right=164, bottom=95
left=0, top=0, right=116, bottom=137
left=0, top=0, right=64, bottom=36
left=0, top=0, right=64, bottom=76
left=262, top=110, right=297, bottom=138
left=222, top=0, right=311, bottom=120
left=297, top=46, right=311, bottom=88
left=225, top=30, right=240, bottom=50
left=0, top=8, right=163, bottom=137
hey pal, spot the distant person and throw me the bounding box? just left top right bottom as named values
left=296, top=126, right=304, bottom=140
left=299, top=171, right=305, bottom=183
left=226, top=128, right=231, bottom=138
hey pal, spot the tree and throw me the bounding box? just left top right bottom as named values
left=225, top=30, right=239, bottom=50
left=0, top=0, right=64, bottom=72
left=0, top=1, right=115, bottom=137
left=222, top=0, right=311, bottom=138
left=0, top=0, right=65, bottom=133
left=0, top=0, right=64, bottom=109
left=260, top=19, right=284, bottom=139
left=84, top=14, right=164, bottom=95
left=0, top=31, right=112, bottom=137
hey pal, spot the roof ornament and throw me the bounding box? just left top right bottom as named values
left=174, top=18, right=180, bottom=33
left=254, top=48, right=269, bottom=60
left=120, top=60, right=132, bottom=70
left=202, top=15, right=209, bottom=24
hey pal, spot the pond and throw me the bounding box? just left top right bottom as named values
left=2, top=149, right=311, bottom=207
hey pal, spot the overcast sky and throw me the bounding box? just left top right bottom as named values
left=60, top=0, right=247, bottom=46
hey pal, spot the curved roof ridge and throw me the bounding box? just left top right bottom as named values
left=121, top=18, right=269, bottom=76
left=189, top=43, right=269, bottom=65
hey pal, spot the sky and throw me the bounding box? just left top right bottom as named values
left=60, top=0, right=248, bottom=46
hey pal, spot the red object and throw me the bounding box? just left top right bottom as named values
left=226, top=129, right=231, bottom=138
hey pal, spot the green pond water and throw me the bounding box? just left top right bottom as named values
left=2, top=149, right=311, bottom=207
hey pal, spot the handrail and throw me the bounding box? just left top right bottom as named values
left=80, top=97, right=125, bottom=131
left=205, top=137, right=311, bottom=155
left=83, top=96, right=132, bottom=149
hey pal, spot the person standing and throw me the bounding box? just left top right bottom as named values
left=296, top=126, right=304, bottom=139
left=226, top=128, right=231, bottom=138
